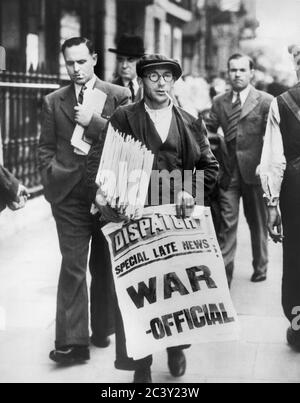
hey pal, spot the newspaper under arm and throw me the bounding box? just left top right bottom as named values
left=71, top=87, right=107, bottom=155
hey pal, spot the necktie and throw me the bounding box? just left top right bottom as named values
left=226, top=92, right=242, bottom=143
left=74, top=85, right=88, bottom=156
left=128, top=81, right=135, bottom=102
left=78, top=85, right=87, bottom=105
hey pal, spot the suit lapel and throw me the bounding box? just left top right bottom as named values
left=223, top=91, right=234, bottom=117
left=93, top=77, right=115, bottom=118
left=60, top=85, right=77, bottom=123
left=240, top=86, right=260, bottom=120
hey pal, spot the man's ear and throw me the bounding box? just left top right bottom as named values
left=92, top=53, right=98, bottom=66
left=137, top=77, right=143, bottom=88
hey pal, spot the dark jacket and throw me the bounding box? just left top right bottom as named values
left=86, top=100, right=219, bottom=205
left=38, top=76, right=131, bottom=204
left=206, top=85, right=273, bottom=189
left=0, top=165, right=19, bottom=212
left=112, top=76, right=143, bottom=102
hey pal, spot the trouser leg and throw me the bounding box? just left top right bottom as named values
left=282, top=233, right=300, bottom=323
left=52, top=192, right=92, bottom=348
left=115, top=303, right=153, bottom=371
left=218, top=166, right=241, bottom=285
left=242, top=182, right=268, bottom=275
left=89, top=217, right=116, bottom=339
left=280, top=184, right=300, bottom=324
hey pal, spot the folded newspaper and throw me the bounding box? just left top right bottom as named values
left=71, top=87, right=107, bottom=155
left=96, top=124, right=154, bottom=220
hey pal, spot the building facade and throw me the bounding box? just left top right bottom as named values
left=182, top=0, right=258, bottom=79
left=0, top=0, right=194, bottom=189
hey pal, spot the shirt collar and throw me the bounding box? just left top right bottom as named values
left=74, top=75, right=97, bottom=96
left=233, top=85, right=251, bottom=105
left=144, top=100, right=174, bottom=115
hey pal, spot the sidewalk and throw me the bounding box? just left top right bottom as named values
left=0, top=197, right=299, bottom=383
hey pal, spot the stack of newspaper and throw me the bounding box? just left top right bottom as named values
left=96, top=124, right=154, bottom=220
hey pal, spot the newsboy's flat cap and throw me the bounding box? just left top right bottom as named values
left=137, top=54, right=182, bottom=81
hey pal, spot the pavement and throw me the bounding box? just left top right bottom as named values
left=0, top=197, right=299, bottom=384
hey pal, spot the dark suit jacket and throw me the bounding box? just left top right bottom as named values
left=0, top=165, right=19, bottom=212
left=86, top=101, right=219, bottom=204
left=38, top=76, right=131, bottom=204
left=112, top=76, right=143, bottom=103
left=206, top=85, right=273, bottom=188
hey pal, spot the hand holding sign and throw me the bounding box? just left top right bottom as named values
left=176, top=191, right=195, bottom=219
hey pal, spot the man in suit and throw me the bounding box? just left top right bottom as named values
left=38, top=37, right=131, bottom=365
left=87, top=54, right=219, bottom=383
left=0, top=165, right=28, bottom=212
left=206, top=54, right=273, bottom=286
left=109, top=34, right=145, bottom=102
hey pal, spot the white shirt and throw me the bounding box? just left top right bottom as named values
left=145, top=101, right=173, bottom=143
left=232, top=85, right=251, bottom=106
left=259, top=98, right=287, bottom=204
left=74, top=75, right=97, bottom=103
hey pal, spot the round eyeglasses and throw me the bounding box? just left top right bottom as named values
left=144, top=72, right=174, bottom=83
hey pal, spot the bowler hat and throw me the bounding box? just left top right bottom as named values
left=109, top=34, right=145, bottom=58
left=137, top=54, right=182, bottom=81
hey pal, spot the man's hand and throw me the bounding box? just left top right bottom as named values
left=74, top=104, right=93, bottom=128
left=176, top=191, right=195, bottom=219
left=267, top=206, right=283, bottom=243
left=95, top=188, right=127, bottom=223
left=8, top=184, right=29, bottom=211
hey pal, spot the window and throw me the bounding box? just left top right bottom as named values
left=59, top=11, right=81, bottom=79
left=154, top=18, right=161, bottom=53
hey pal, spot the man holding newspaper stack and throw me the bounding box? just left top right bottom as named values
left=39, top=37, right=131, bottom=365
left=87, top=54, right=219, bottom=383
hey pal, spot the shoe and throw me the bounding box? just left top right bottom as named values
left=133, top=367, right=152, bottom=383
left=90, top=335, right=111, bottom=348
left=167, top=349, right=186, bottom=378
left=287, top=327, right=300, bottom=351
left=49, top=345, right=90, bottom=365
left=251, top=272, right=267, bottom=283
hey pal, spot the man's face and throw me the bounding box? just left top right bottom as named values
left=291, top=46, right=300, bottom=79
left=142, top=68, right=175, bottom=109
left=64, top=43, right=97, bottom=85
left=228, top=57, right=254, bottom=92
left=117, top=55, right=138, bottom=82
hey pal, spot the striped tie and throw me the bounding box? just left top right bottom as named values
left=78, top=85, right=87, bottom=105
left=128, top=80, right=135, bottom=102
left=226, top=92, right=242, bottom=143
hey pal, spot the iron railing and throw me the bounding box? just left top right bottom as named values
left=0, top=71, right=60, bottom=192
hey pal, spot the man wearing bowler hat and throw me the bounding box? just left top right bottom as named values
left=109, top=34, right=145, bottom=102
left=86, top=54, right=218, bottom=383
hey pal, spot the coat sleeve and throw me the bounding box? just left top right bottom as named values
left=38, top=95, right=56, bottom=172
left=205, top=98, right=221, bottom=134
left=0, top=164, right=19, bottom=211
left=85, top=106, right=126, bottom=204
left=84, top=87, right=131, bottom=141
left=188, top=119, right=219, bottom=205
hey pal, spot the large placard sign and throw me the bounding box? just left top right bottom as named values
left=102, top=205, right=240, bottom=360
